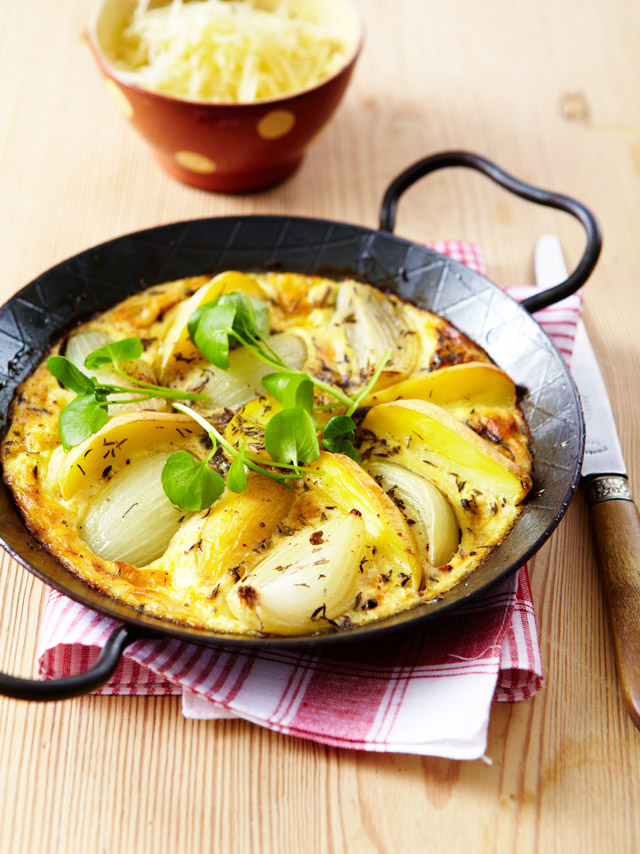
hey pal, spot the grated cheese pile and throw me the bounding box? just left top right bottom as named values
left=112, top=0, right=349, bottom=103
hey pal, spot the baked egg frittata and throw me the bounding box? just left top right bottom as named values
left=1, top=271, right=532, bottom=636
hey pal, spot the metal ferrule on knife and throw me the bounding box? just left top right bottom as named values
left=583, top=473, right=633, bottom=506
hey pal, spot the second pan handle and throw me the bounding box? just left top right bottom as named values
left=378, top=150, right=602, bottom=313
left=0, top=623, right=146, bottom=701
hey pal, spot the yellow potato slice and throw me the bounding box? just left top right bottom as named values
left=224, top=393, right=332, bottom=459
left=361, top=400, right=530, bottom=504
left=361, top=362, right=516, bottom=411
left=149, top=473, right=295, bottom=615
left=224, top=394, right=282, bottom=459
left=158, top=270, right=265, bottom=382
left=57, top=411, right=206, bottom=500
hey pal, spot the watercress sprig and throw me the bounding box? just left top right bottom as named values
left=187, top=292, right=354, bottom=408
left=49, top=296, right=394, bottom=514
left=186, top=291, right=393, bottom=465
left=47, top=338, right=207, bottom=450
left=162, top=401, right=322, bottom=510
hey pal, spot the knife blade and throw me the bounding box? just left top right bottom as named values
left=534, top=234, right=640, bottom=731
left=534, top=234, right=627, bottom=478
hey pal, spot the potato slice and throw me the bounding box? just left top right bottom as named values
left=224, top=391, right=332, bottom=459
left=226, top=509, right=365, bottom=635
left=301, top=452, right=423, bottom=590
left=159, top=270, right=266, bottom=383
left=360, top=362, right=516, bottom=412
left=361, top=400, right=530, bottom=504
left=147, top=473, right=295, bottom=613
left=56, top=411, right=206, bottom=499
left=224, top=394, right=281, bottom=459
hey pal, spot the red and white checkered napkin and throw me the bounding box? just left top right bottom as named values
left=36, top=242, right=582, bottom=759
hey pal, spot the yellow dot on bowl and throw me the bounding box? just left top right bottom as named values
left=104, top=79, right=133, bottom=119
left=257, top=110, right=296, bottom=140
left=174, top=151, right=217, bottom=174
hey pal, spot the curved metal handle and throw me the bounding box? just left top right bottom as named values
left=0, top=623, right=145, bottom=701
left=378, top=150, right=602, bottom=312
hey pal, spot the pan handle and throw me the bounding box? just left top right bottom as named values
left=0, top=623, right=145, bottom=701
left=378, top=150, right=602, bottom=313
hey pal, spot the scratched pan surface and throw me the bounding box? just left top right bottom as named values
left=0, top=215, right=583, bottom=646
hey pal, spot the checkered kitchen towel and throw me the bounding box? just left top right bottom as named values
left=37, top=242, right=582, bottom=759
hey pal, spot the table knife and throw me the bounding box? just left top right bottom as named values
left=534, top=234, right=640, bottom=730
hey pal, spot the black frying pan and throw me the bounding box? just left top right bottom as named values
left=0, top=151, right=601, bottom=700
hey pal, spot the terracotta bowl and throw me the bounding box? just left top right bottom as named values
left=87, top=0, right=363, bottom=193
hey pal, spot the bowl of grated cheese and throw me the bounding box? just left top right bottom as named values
left=88, top=0, right=363, bottom=192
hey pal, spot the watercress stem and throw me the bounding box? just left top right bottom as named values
left=108, top=364, right=208, bottom=400
left=310, top=377, right=353, bottom=407
left=255, top=333, right=288, bottom=367
left=314, top=403, right=342, bottom=411
left=106, top=396, right=158, bottom=406
left=241, top=448, right=315, bottom=472
left=230, top=332, right=282, bottom=370
left=232, top=331, right=354, bottom=408
left=171, top=402, right=314, bottom=476
left=346, top=348, right=393, bottom=416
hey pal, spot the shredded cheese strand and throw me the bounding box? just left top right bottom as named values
left=112, top=0, right=348, bottom=102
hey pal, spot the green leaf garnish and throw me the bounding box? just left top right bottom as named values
left=58, top=393, right=109, bottom=451
left=187, top=292, right=272, bottom=373
left=216, top=291, right=270, bottom=341
left=48, top=338, right=207, bottom=450
left=161, top=450, right=225, bottom=512
left=264, top=407, right=320, bottom=466
left=322, top=415, right=362, bottom=462
left=188, top=303, right=236, bottom=370
left=262, top=372, right=314, bottom=413
left=47, top=356, right=96, bottom=395
left=226, top=439, right=248, bottom=493
left=84, top=337, right=144, bottom=370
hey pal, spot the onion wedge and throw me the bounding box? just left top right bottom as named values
left=330, top=280, right=418, bottom=388
left=186, top=332, right=307, bottom=415
left=226, top=509, right=365, bottom=635
left=78, top=452, right=183, bottom=566
left=362, top=458, right=459, bottom=568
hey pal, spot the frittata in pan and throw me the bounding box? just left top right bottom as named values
left=1, top=271, right=532, bottom=635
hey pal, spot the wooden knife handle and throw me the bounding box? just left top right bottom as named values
left=585, top=475, right=640, bottom=730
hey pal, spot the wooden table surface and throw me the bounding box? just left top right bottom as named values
left=1, top=1, right=639, bottom=851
